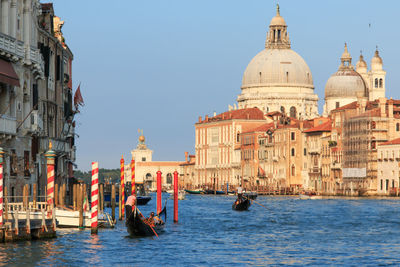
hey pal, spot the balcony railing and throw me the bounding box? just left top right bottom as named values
left=0, top=115, right=17, bottom=135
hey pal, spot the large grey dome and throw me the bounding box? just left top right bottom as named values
left=325, top=69, right=367, bottom=98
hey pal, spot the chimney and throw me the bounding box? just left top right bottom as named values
left=388, top=98, right=393, bottom=118
left=300, top=120, right=304, bottom=131
left=185, top=151, right=189, bottom=162
left=213, top=111, right=216, bottom=117
left=205, top=115, right=209, bottom=121
left=198, top=116, right=202, bottom=123
left=379, top=97, right=387, bottom=117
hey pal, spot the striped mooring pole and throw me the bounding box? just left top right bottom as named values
left=91, top=162, right=99, bottom=234
left=173, top=170, right=178, bottom=223
left=45, top=142, right=56, bottom=219
left=131, top=159, right=135, bottom=196
left=120, top=156, right=125, bottom=218
left=156, top=170, right=162, bottom=214
left=0, top=147, right=4, bottom=227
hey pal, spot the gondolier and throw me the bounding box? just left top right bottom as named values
left=126, top=195, right=136, bottom=219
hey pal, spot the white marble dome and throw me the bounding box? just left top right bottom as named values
left=241, top=48, right=314, bottom=90
left=325, top=69, right=367, bottom=98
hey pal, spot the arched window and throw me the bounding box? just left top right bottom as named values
left=146, top=173, right=152, bottom=180
left=371, top=121, right=376, bottom=129
left=286, top=71, right=289, bottom=82
left=167, top=173, right=173, bottom=184
left=290, top=106, right=297, bottom=118
left=280, top=106, right=285, bottom=113
left=291, top=165, right=295, bottom=176
left=291, top=148, right=295, bottom=157
left=259, top=72, right=262, bottom=82
left=236, top=132, right=240, bottom=142
left=379, top=78, right=383, bottom=88
left=375, top=78, right=378, bottom=88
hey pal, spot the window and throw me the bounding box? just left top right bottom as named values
left=290, top=106, right=297, bottom=118
left=291, top=148, right=295, bottom=157
left=336, top=102, right=340, bottom=109
left=291, top=132, right=295, bottom=141
left=167, top=173, right=173, bottom=184
left=379, top=78, right=383, bottom=88
left=142, top=157, right=146, bottom=162
left=277, top=29, right=281, bottom=40
left=236, top=132, right=240, bottom=142
left=304, top=148, right=306, bottom=156
left=381, top=179, right=383, bottom=190
left=291, top=165, right=295, bottom=176
left=286, top=71, right=289, bottom=82
left=280, top=106, right=285, bottom=113
left=24, top=151, right=30, bottom=177
left=375, top=78, right=378, bottom=88
left=396, top=123, right=399, bottom=132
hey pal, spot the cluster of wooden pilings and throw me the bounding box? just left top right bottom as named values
left=0, top=185, right=56, bottom=242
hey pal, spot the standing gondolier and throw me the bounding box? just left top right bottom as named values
left=126, top=195, right=136, bottom=219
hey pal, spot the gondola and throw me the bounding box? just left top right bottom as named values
left=185, top=189, right=203, bottom=194
left=232, top=198, right=251, bottom=211
left=136, top=196, right=152, bottom=205
left=126, top=205, right=167, bottom=236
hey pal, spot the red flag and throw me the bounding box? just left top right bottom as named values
left=258, top=166, right=266, bottom=177
left=73, top=84, right=84, bottom=110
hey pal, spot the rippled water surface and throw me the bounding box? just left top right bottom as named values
left=1, top=194, right=400, bottom=266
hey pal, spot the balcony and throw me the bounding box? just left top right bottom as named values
left=309, top=167, right=320, bottom=174
left=40, top=138, right=69, bottom=153
left=0, top=32, right=44, bottom=77
left=331, top=161, right=341, bottom=169
left=0, top=115, right=17, bottom=136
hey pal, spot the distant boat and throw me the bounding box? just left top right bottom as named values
left=204, top=189, right=226, bottom=195
left=299, top=192, right=322, bottom=200
left=185, top=189, right=203, bottom=194
left=232, top=198, right=251, bottom=211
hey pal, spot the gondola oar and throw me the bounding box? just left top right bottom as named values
left=243, top=195, right=268, bottom=210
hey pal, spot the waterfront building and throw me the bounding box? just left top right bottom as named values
left=237, top=5, right=319, bottom=119
left=339, top=98, right=400, bottom=195
left=195, top=107, right=266, bottom=190
left=179, top=152, right=196, bottom=189
left=36, top=3, right=75, bottom=196
left=129, top=133, right=185, bottom=190
left=377, top=138, right=400, bottom=195
left=0, top=1, right=74, bottom=198
left=304, top=119, right=332, bottom=192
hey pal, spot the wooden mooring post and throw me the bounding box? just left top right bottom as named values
left=111, top=184, right=116, bottom=222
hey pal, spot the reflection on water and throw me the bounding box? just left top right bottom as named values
left=0, top=195, right=400, bottom=266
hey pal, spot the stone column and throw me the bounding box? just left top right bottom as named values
left=1, top=0, right=10, bottom=35
left=10, top=0, right=16, bottom=38
left=23, top=0, right=31, bottom=63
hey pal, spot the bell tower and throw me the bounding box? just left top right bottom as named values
left=265, top=4, right=291, bottom=49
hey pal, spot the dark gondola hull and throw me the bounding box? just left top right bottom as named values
left=126, top=206, right=166, bottom=237
left=232, top=198, right=251, bottom=211
left=136, top=196, right=151, bottom=205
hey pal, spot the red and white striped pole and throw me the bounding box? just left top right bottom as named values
left=173, top=170, right=178, bottom=223
left=131, top=159, right=135, bottom=196
left=0, top=147, right=4, bottom=227
left=157, top=170, right=162, bottom=214
left=91, top=162, right=99, bottom=234
left=45, top=142, right=56, bottom=219
left=120, top=156, right=125, bottom=218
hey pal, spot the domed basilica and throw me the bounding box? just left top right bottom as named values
left=237, top=5, right=319, bottom=119
left=237, top=5, right=386, bottom=119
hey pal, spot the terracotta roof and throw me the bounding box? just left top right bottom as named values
left=304, top=120, right=332, bottom=133
left=352, top=108, right=381, bottom=118
left=380, top=138, right=400, bottom=146
left=197, top=107, right=265, bottom=124
left=266, top=111, right=282, bottom=117
left=243, top=122, right=275, bottom=134
left=332, top=101, right=358, bottom=111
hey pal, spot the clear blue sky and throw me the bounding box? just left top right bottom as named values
left=45, top=0, right=400, bottom=171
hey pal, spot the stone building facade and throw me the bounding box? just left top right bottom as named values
left=0, top=1, right=75, bottom=199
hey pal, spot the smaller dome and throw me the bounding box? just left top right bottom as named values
left=325, top=70, right=367, bottom=98
left=371, top=49, right=383, bottom=71
left=356, top=54, right=367, bottom=73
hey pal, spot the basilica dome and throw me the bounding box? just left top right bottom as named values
left=241, top=48, right=314, bottom=89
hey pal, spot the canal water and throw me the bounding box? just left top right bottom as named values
left=1, top=194, right=400, bottom=266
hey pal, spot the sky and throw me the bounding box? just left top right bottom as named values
left=44, top=0, right=400, bottom=171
